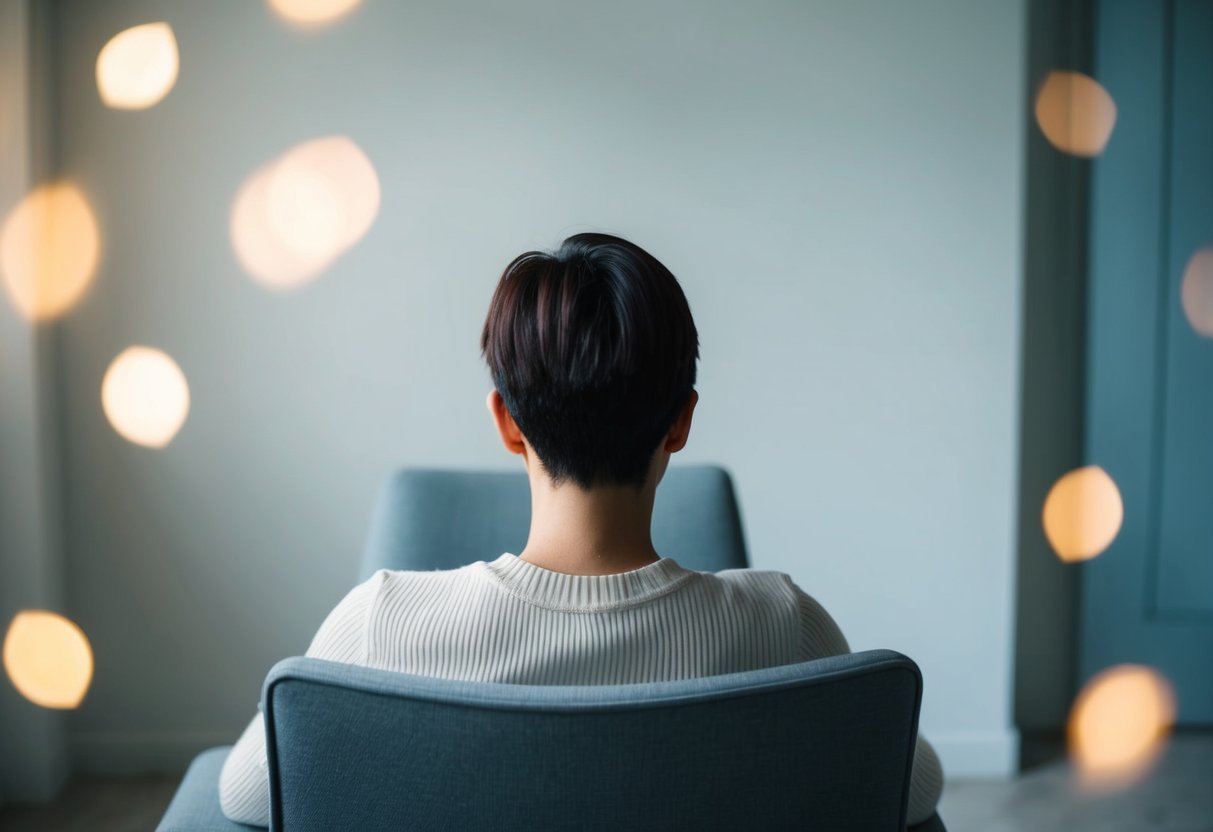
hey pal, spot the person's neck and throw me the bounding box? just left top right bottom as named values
left=518, top=473, right=660, bottom=576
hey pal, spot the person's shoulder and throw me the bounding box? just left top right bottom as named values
left=367, top=560, right=489, bottom=592
left=688, top=570, right=848, bottom=655
left=698, top=567, right=799, bottom=601
left=710, top=567, right=797, bottom=587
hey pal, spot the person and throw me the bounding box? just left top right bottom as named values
left=218, top=232, right=944, bottom=826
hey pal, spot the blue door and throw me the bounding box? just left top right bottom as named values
left=1082, top=0, right=1213, bottom=723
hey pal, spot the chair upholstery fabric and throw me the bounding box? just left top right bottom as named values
left=357, top=465, right=749, bottom=578
left=156, top=660, right=947, bottom=832
left=261, top=650, right=928, bottom=832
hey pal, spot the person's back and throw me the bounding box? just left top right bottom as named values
left=218, top=233, right=943, bottom=826
left=309, top=558, right=826, bottom=685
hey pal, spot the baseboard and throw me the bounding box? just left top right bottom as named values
left=70, top=731, right=233, bottom=775
left=927, top=729, right=1020, bottom=778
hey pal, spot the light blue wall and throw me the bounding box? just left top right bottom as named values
left=45, top=0, right=1025, bottom=775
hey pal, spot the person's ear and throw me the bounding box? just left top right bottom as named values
left=663, top=389, right=698, bottom=453
left=486, top=389, right=527, bottom=456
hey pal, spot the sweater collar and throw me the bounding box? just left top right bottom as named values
left=479, top=553, right=694, bottom=612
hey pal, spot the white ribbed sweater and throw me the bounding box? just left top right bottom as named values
left=219, top=554, right=943, bottom=826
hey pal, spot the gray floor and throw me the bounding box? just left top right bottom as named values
left=939, top=733, right=1213, bottom=832
left=1, top=735, right=1210, bottom=831
left=0, top=774, right=179, bottom=832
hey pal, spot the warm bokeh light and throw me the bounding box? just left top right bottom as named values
left=1034, top=70, right=1117, bottom=157
left=231, top=136, right=380, bottom=289
left=270, top=137, right=380, bottom=254
left=1068, top=665, right=1176, bottom=790
left=268, top=0, right=361, bottom=26
left=101, top=346, right=191, bottom=448
left=0, top=182, right=101, bottom=321
left=3, top=611, right=94, bottom=710
left=95, top=22, right=179, bottom=110
left=231, top=163, right=332, bottom=288
left=1181, top=247, right=1213, bottom=338
left=1042, top=465, right=1123, bottom=562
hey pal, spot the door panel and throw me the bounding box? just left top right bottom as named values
left=1154, top=0, right=1213, bottom=617
left=1083, top=0, right=1213, bottom=723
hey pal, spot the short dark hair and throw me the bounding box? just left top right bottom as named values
left=480, top=233, right=699, bottom=490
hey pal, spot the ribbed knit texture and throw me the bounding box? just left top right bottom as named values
left=219, top=554, right=943, bottom=826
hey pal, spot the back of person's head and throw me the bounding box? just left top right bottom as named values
left=480, top=233, right=699, bottom=491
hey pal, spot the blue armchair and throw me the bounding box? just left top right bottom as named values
left=159, top=650, right=945, bottom=831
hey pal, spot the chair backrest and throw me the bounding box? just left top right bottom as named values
left=358, top=464, right=749, bottom=578
left=262, top=650, right=922, bottom=832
